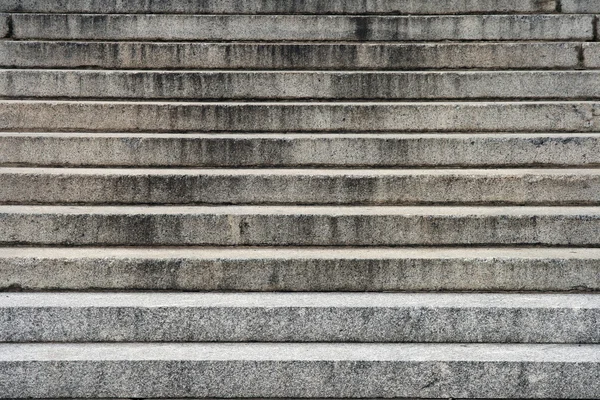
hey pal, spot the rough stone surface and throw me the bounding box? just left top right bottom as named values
left=4, top=70, right=600, bottom=100
left=11, top=14, right=594, bottom=41
left=0, top=343, right=598, bottom=398
left=1, top=247, right=597, bottom=292
left=584, top=43, right=600, bottom=68
left=1, top=168, right=600, bottom=205
left=2, top=101, right=600, bottom=133
left=0, top=205, right=598, bottom=246
left=561, top=0, right=600, bottom=13
left=0, top=41, right=582, bottom=70
left=2, top=133, right=599, bottom=168
left=1, top=292, right=598, bottom=343
left=0, top=15, right=8, bottom=38
left=0, top=0, right=559, bottom=14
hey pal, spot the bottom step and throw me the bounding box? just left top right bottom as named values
left=1, top=343, right=598, bottom=398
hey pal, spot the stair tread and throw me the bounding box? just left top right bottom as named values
left=0, top=245, right=598, bottom=259
left=2, top=342, right=599, bottom=362
left=0, top=0, right=560, bottom=14
left=3, top=291, right=599, bottom=308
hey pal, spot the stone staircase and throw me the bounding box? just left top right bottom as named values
left=0, top=0, right=599, bottom=398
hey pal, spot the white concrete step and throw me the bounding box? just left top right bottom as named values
left=1, top=133, right=600, bottom=168
left=0, top=0, right=560, bottom=14
left=0, top=205, right=598, bottom=246
left=1, top=343, right=598, bottom=398
left=1, top=292, right=598, bottom=343
left=8, top=14, right=595, bottom=41
left=4, top=70, right=600, bottom=100
left=1, top=247, right=598, bottom=292
left=2, top=100, right=600, bottom=133
left=2, top=41, right=591, bottom=70
left=2, top=168, right=600, bottom=205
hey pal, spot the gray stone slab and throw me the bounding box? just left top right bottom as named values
left=562, top=0, right=600, bottom=13
left=1, top=292, right=598, bottom=343
left=0, top=0, right=558, bottom=14
left=2, top=133, right=599, bottom=168
left=1, top=247, right=598, bottom=292
left=4, top=70, right=600, bottom=100
left=1, top=168, right=600, bottom=205
left=11, top=14, right=594, bottom=41
left=2, top=100, right=600, bottom=133
left=0, top=41, right=581, bottom=70
left=583, top=43, right=600, bottom=68
left=0, top=343, right=598, bottom=398
left=0, top=15, right=8, bottom=38
left=0, top=205, right=598, bottom=246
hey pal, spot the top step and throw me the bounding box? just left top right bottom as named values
left=0, top=0, right=566, bottom=15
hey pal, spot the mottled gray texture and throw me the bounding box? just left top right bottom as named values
left=0, top=343, right=599, bottom=398
left=0, top=41, right=582, bottom=70
left=584, top=43, right=600, bottom=68
left=4, top=70, right=600, bottom=100
left=0, top=205, right=598, bottom=246
left=561, top=0, right=600, bottom=13
left=2, top=133, right=599, bottom=168
left=0, top=247, right=598, bottom=292
left=11, top=14, right=594, bottom=41
left=2, top=101, right=600, bottom=133
left=0, top=0, right=558, bottom=14
left=1, top=168, right=600, bottom=205
left=1, top=292, right=598, bottom=343
left=0, top=15, right=8, bottom=38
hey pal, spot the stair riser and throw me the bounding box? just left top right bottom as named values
left=3, top=134, right=599, bottom=168
left=5, top=71, right=600, bottom=100
left=8, top=14, right=595, bottom=41
left=3, top=101, right=600, bottom=133
left=2, top=250, right=599, bottom=292
left=1, top=42, right=586, bottom=70
left=0, top=357, right=597, bottom=398
left=2, top=305, right=598, bottom=343
left=0, top=0, right=559, bottom=14
left=1, top=210, right=598, bottom=246
left=2, top=171, right=600, bottom=205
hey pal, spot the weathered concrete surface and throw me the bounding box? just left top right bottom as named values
left=2, top=133, right=599, bottom=168
left=1, top=292, right=598, bottom=343
left=1, top=247, right=597, bottom=292
left=0, top=15, right=8, bottom=38
left=4, top=70, right=600, bottom=100
left=11, top=14, right=594, bottom=41
left=0, top=0, right=558, bottom=14
left=2, top=101, right=600, bottom=133
left=2, top=168, right=600, bottom=205
left=0, top=343, right=598, bottom=398
left=0, top=41, right=582, bottom=70
left=0, top=206, right=598, bottom=246
left=562, top=0, right=600, bottom=13
left=584, top=43, right=600, bottom=68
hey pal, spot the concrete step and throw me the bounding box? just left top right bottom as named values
left=1, top=343, right=598, bottom=398
left=0, top=205, right=598, bottom=246
left=2, top=292, right=598, bottom=343
left=2, top=133, right=600, bottom=168
left=2, top=168, right=600, bottom=206
left=5, top=70, right=600, bottom=100
left=1, top=247, right=598, bottom=292
left=563, top=0, right=600, bottom=13
left=1, top=41, right=589, bottom=70
left=9, top=14, right=595, bottom=41
left=0, top=0, right=560, bottom=14
left=3, top=100, right=600, bottom=133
